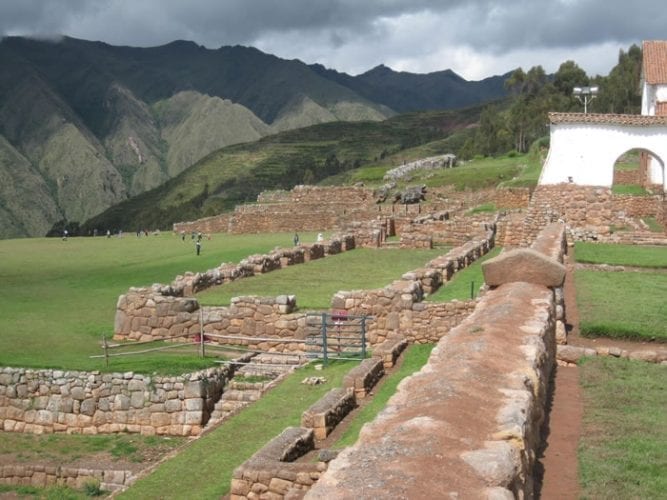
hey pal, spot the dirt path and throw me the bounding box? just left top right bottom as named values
left=536, top=365, right=583, bottom=499
left=536, top=245, right=664, bottom=499
left=535, top=248, right=584, bottom=499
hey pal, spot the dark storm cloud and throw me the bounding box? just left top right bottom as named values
left=0, top=0, right=663, bottom=77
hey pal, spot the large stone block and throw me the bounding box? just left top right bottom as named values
left=481, top=249, right=565, bottom=287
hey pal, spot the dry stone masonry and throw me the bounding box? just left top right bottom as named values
left=307, top=224, right=566, bottom=499
left=0, top=366, right=231, bottom=436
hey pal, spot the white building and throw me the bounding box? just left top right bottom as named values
left=539, top=41, right=667, bottom=192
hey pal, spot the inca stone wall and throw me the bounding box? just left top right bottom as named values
left=0, top=366, right=231, bottom=436
left=115, top=293, right=309, bottom=353
left=613, top=168, right=641, bottom=185
left=332, top=228, right=495, bottom=344
left=173, top=213, right=233, bottom=235
left=611, top=193, right=664, bottom=221
left=307, top=223, right=566, bottom=499
left=115, top=226, right=494, bottom=350
left=173, top=185, right=519, bottom=237
left=0, top=465, right=133, bottom=493
left=496, top=184, right=665, bottom=247
left=400, top=213, right=495, bottom=248
left=493, top=186, right=531, bottom=209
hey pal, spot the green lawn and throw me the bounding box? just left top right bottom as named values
left=612, top=184, right=648, bottom=195
left=579, top=357, right=667, bottom=499
left=119, top=360, right=354, bottom=500
left=575, top=270, right=667, bottom=341
left=574, top=242, right=667, bottom=340
left=575, top=242, right=667, bottom=268
left=197, top=247, right=443, bottom=310
left=426, top=246, right=502, bottom=302
left=0, top=232, right=317, bottom=372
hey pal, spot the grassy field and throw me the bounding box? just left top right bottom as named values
left=119, top=360, right=354, bottom=499
left=575, top=242, right=667, bottom=268
left=0, top=232, right=319, bottom=372
left=579, top=357, right=667, bottom=499
left=0, top=234, right=444, bottom=372
left=197, top=247, right=444, bottom=309
left=426, top=247, right=502, bottom=302
left=575, top=271, right=666, bottom=341
left=574, top=242, right=667, bottom=340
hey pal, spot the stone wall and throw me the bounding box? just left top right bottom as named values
left=0, top=366, right=231, bottom=436
left=493, top=186, right=531, bottom=209
left=611, top=194, right=664, bottom=220
left=115, top=226, right=495, bottom=351
left=173, top=185, right=514, bottom=238
left=400, top=214, right=495, bottom=247
left=115, top=293, right=309, bottom=353
left=307, top=224, right=566, bottom=499
left=332, top=229, right=495, bottom=345
left=231, top=427, right=325, bottom=499
left=613, top=168, right=641, bottom=185
left=0, top=464, right=133, bottom=493
left=173, top=213, right=233, bottom=235
left=496, top=184, right=665, bottom=247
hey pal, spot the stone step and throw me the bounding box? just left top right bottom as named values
left=216, top=400, right=249, bottom=412
left=228, top=380, right=268, bottom=391
left=221, top=389, right=262, bottom=402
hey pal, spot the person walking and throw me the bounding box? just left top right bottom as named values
left=196, top=240, right=201, bottom=256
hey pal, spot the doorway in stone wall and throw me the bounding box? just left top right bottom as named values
left=613, top=148, right=665, bottom=195
left=612, top=148, right=666, bottom=233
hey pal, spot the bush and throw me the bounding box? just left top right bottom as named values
left=83, top=479, right=103, bottom=497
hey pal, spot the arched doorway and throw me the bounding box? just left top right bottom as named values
left=612, top=148, right=665, bottom=195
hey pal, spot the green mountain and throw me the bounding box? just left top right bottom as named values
left=81, top=107, right=482, bottom=233
left=0, top=36, right=508, bottom=238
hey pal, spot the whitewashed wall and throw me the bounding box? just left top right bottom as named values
left=641, top=82, right=667, bottom=115
left=540, top=122, right=666, bottom=189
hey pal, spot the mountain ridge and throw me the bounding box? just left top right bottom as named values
left=0, top=36, right=509, bottom=238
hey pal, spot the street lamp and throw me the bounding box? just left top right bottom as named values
left=573, top=85, right=599, bottom=114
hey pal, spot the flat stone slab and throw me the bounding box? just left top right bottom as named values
left=481, top=248, right=565, bottom=287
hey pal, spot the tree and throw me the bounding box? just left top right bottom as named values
left=554, top=60, right=589, bottom=96
left=594, top=45, right=642, bottom=114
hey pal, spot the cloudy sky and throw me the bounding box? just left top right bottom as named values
left=1, top=0, right=663, bottom=80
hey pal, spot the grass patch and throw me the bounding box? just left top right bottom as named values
left=426, top=247, right=502, bottom=302
left=579, top=357, right=667, bottom=499
left=642, top=216, right=664, bottom=233
left=575, top=242, right=667, bottom=268
left=0, top=232, right=318, bottom=372
left=118, top=360, right=355, bottom=499
left=575, top=270, right=667, bottom=341
left=333, top=343, right=434, bottom=449
left=418, top=156, right=524, bottom=191
left=197, top=248, right=444, bottom=309
left=0, top=433, right=185, bottom=465
left=466, top=202, right=496, bottom=215
left=0, top=484, right=88, bottom=499
left=612, top=184, right=648, bottom=195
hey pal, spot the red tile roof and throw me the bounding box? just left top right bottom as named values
left=643, top=40, right=667, bottom=84
left=549, top=112, right=667, bottom=126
